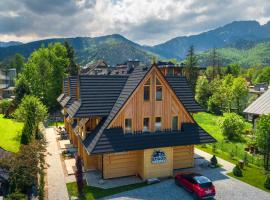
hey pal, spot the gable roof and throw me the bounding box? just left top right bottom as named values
left=57, top=78, right=68, bottom=102
left=165, top=76, right=204, bottom=113
left=244, top=89, right=270, bottom=115
left=67, top=75, right=128, bottom=118
left=83, top=65, right=151, bottom=153
left=58, top=76, right=77, bottom=108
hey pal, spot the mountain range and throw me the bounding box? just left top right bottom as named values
left=1, top=20, right=270, bottom=66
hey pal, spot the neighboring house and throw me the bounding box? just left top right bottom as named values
left=244, top=89, right=270, bottom=127
left=110, top=59, right=140, bottom=75
left=157, top=61, right=206, bottom=77
left=80, top=60, right=108, bottom=75
left=0, top=68, right=16, bottom=99
left=57, top=64, right=215, bottom=180
left=248, top=82, right=268, bottom=96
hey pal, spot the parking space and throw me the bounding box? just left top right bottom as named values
left=101, top=149, right=270, bottom=200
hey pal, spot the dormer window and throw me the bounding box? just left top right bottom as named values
left=144, top=79, right=150, bottom=101
left=156, top=78, right=162, bottom=101
left=125, top=118, right=132, bottom=133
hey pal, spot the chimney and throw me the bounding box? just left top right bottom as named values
left=127, top=59, right=140, bottom=74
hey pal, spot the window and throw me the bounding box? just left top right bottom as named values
left=144, top=79, right=150, bottom=101
left=155, top=117, right=162, bottom=131
left=156, top=78, right=162, bottom=101
left=125, top=118, right=132, bottom=133
left=143, top=118, right=150, bottom=132
left=172, top=116, right=178, bottom=131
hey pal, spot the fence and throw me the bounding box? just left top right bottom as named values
left=207, top=140, right=263, bottom=167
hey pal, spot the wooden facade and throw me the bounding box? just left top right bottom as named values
left=109, top=67, right=193, bottom=131
left=61, top=65, right=209, bottom=181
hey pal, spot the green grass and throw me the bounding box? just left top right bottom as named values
left=193, top=112, right=223, bottom=140
left=0, top=114, right=23, bottom=152
left=194, top=112, right=269, bottom=193
left=66, top=182, right=148, bottom=200
left=48, top=121, right=64, bottom=127
left=228, top=165, right=270, bottom=193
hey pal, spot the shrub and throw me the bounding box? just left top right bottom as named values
left=219, top=113, right=245, bottom=141
left=210, top=155, right=218, bottom=167
left=233, top=165, right=243, bottom=177
left=243, top=152, right=249, bottom=166
left=264, top=176, right=270, bottom=190
left=75, top=155, right=84, bottom=196
left=207, top=97, right=222, bottom=115
left=5, top=191, right=27, bottom=200
left=0, top=99, right=12, bottom=114
left=212, top=144, right=217, bottom=153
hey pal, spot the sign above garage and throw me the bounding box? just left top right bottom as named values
left=152, top=150, right=167, bottom=164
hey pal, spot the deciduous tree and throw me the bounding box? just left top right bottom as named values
left=255, top=114, right=270, bottom=171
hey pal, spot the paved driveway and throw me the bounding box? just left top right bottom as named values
left=46, top=128, right=69, bottom=200
left=101, top=149, right=270, bottom=200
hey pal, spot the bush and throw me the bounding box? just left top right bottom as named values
left=264, top=176, right=270, bottom=190
left=0, top=99, right=12, bottom=114
left=219, top=113, right=245, bottom=141
left=233, top=165, right=243, bottom=177
left=207, top=97, right=222, bottom=115
left=5, top=191, right=27, bottom=200
left=210, top=155, right=218, bottom=167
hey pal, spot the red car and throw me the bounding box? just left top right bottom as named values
left=175, top=172, right=215, bottom=200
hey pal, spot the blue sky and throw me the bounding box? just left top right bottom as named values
left=1, top=0, right=270, bottom=45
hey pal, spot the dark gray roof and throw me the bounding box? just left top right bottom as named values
left=59, top=77, right=77, bottom=108
left=57, top=93, right=65, bottom=102
left=64, top=78, right=68, bottom=95
left=165, top=76, right=203, bottom=112
left=57, top=78, right=68, bottom=102
left=244, top=89, right=270, bottom=115
left=84, top=123, right=216, bottom=154
left=83, top=66, right=151, bottom=153
left=67, top=75, right=128, bottom=118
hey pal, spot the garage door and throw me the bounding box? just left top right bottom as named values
left=173, top=145, right=194, bottom=169
left=103, top=151, right=139, bottom=179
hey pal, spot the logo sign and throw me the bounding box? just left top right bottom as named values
left=151, top=150, right=166, bottom=164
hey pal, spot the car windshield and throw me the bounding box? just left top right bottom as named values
left=194, top=176, right=212, bottom=188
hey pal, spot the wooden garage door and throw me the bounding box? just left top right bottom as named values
left=103, top=151, right=139, bottom=179
left=173, top=145, right=194, bottom=169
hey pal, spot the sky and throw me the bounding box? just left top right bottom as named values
left=1, top=0, right=270, bottom=45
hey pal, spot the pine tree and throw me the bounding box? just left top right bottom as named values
left=64, top=41, right=79, bottom=75
left=185, top=45, right=198, bottom=91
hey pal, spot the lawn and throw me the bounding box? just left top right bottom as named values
left=194, top=112, right=269, bottom=193
left=0, top=114, right=23, bottom=152
left=66, top=182, right=148, bottom=200
left=228, top=165, right=270, bottom=193
left=48, top=121, right=64, bottom=127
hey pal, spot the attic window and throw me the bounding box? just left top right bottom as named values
left=172, top=116, right=178, bottom=131
left=144, top=79, right=150, bottom=101
left=156, top=78, right=162, bottom=101
left=125, top=118, right=132, bottom=133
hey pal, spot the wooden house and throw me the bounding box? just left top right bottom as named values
left=244, top=89, right=270, bottom=127
left=57, top=64, right=215, bottom=180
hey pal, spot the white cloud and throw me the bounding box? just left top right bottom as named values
left=1, top=0, right=270, bottom=45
